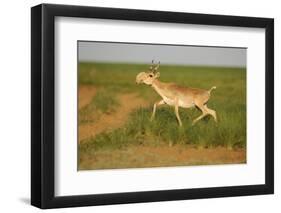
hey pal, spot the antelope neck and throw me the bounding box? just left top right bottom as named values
left=151, top=79, right=166, bottom=96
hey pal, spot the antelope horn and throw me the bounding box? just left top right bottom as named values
left=153, top=61, right=160, bottom=72
left=147, top=60, right=155, bottom=72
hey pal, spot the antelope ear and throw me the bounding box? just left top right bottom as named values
left=155, top=72, right=160, bottom=78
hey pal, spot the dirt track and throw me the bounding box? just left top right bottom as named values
left=79, top=85, right=97, bottom=109
left=79, top=87, right=147, bottom=142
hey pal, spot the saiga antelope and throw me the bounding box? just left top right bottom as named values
left=136, top=61, right=217, bottom=126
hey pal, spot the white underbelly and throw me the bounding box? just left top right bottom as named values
left=163, top=97, right=194, bottom=108
left=179, top=100, right=195, bottom=108
left=163, top=97, right=174, bottom=105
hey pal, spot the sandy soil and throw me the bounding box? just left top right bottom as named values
left=79, top=145, right=246, bottom=170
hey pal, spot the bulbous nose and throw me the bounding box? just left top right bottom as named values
left=136, top=72, right=146, bottom=84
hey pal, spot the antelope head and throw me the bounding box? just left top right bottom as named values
left=136, top=60, right=160, bottom=85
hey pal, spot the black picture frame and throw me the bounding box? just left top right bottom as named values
left=31, top=3, right=274, bottom=209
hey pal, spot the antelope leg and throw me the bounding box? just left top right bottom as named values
left=204, top=105, right=217, bottom=122
left=151, top=100, right=165, bottom=121
left=174, top=99, right=183, bottom=126
left=192, top=103, right=208, bottom=125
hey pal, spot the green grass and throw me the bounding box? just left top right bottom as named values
left=79, top=62, right=246, bottom=153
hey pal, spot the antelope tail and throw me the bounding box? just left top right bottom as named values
left=208, top=86, right=216, bottom=94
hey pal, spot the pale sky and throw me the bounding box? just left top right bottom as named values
left=78, top=41, right=246, bottom=67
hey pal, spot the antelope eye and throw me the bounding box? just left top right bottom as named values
left=149, top=74, right=153, bottom=77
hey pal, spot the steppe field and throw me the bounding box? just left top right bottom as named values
left=78, top=62, right=246, bottom=170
